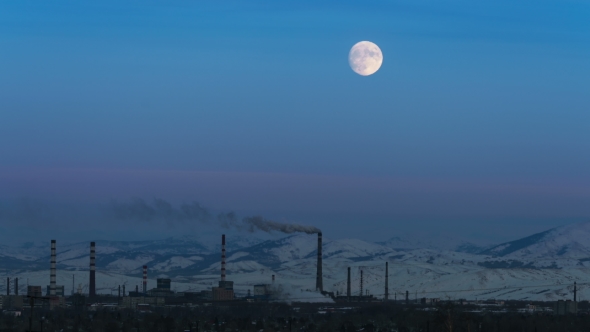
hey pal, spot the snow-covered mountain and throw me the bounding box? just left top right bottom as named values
left=378, top=234, right=490, bottom=254
left=479, top=221, right=590, bottom=268
left=2, top=222, right=590, bottom=301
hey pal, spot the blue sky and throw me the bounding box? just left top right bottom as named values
left=1, top=1, right=589, bottom=244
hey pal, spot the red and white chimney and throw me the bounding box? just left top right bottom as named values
left=50, top=240, right=56, bottom=296
left=221, top=234, right=226, bottom=281
left=142, top=265, right=147, bottom=294
left=89, top=242, right=96, bottom=297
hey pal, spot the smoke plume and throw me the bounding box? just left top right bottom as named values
left=243, top=216, right=320, bottom=234
left=110, top=198, right=320, bottom=234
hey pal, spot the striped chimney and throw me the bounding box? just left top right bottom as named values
left=142, top=265, right=147, bottom=294
left=221, top=234, right=226, bottom=281
left=50, top=240, right=56, bottom=296
left=384, top=262, right=389, bottom=301
left=89, top=242, right=96, bottom=297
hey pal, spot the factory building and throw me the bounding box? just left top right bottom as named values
left=147, top=278, right=174, bottom=297
left=554, top=300, right=577, bottom=315
left=121, top=296, right=165, bottom=309
left=27, top=286, right=42, bottom=298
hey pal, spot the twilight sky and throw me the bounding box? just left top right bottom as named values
left=1, top=1, right=589, bottom=244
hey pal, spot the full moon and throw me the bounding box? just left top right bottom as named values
left=348, top=41, right=383, bottom=76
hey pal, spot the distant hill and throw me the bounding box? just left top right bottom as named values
left=1, top=224, right=590, bottom=301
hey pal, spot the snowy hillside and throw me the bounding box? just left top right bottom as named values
left=2, top=222, right=590, bottom=301
left=480, top=221, right=590, bottom=268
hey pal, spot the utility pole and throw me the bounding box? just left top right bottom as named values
left=26, top=295, right=50, bottom=332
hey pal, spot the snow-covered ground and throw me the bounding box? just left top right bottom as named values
left=2, top=221, right=590, bottom=302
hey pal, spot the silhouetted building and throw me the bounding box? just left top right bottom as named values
left=555, top=300, right=577, bottom=315
left=27, top=286, right=42, bottom=298
left=147, top=278, right=174, bottom=297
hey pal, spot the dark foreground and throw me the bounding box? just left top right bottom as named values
left=1, top=301, right=589, bottom=332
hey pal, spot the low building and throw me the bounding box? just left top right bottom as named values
left=121, top=296, right=165, bottom=309
left=421, top=298, right=440, bottom=305
left=178, top=290, right=212, bottom=301
left=554, top=300, right=577, bottom=315
left=27, top=286, right=43, bottom=298
left=253, top=284, right=272, bottom=300
left=157, top=278, right=171, bottom=290
left=1, top=295, right=24, bottom=310
left=48, top=296, right=65, bottom=309
left=147, top=278, right=175, bottom=297
left=212, top=280, right=234, bottom=301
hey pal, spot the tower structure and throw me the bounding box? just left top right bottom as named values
left=50, top=240, right=57, bottom=296
left=347, top=267, right=351, bottom=301
left=316, top=232, right=323, bottom=292
left=384, top=262, right=389, bottom=300
left=89, top=241, right=96, bottom=297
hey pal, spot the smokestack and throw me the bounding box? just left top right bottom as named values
left=50, top=240, right=56, bottom=296
left=122, top=285, right=126, bottom=297
left=72, top=274, right=75, bottom=296
left=89, top=242, right=96, bottom=297
left=6, top=278, right=9, bottom=296
left=272, top=275, right=275, bottom=284
left=14, top=278, right=18, bottom=296
left=118, top=285, right=121, bottom=298
left=360, top=270, right=363, bottom=298
left=316, top=232, right=323, bottom=292
left=347, top=267, right=351, bottom=301
left=142, top=265, right=147, bottom=294
left=574, top=282, right=577, bottom=302
left=384, top=262, right=389, bottom=301
left=135, top=285, right=138, bottom=293
left=405, top=290, right=409, bottom=305
left=221, top=234, right=226, bottom=281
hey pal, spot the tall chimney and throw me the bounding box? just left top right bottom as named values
left=221, top=234, right=226, bottom=281
left=118, top=285, right=121, bottom=298
left=50, top=240, right=56, bottom=296
left=316, top=232, right=323, bottom=292
left=272, top=275, right=275, bottom=284
left=347, top=267, right=351, bottom=301
left=405, top=290, right=409, bottom=305
left=384, top=262, right=389, bottom=301
left=142, top=265, right=147, bottom=294
left=6, top=278, right=9, bottom=296
left=574, top=282, right=577, bottom=302
left=14, top=278, right=18, bottom=296
left=122, top=285, right=126, bottom=297
left=89, top=242, right=96, bottom=297
left=360, top=270, right=363, bottom=298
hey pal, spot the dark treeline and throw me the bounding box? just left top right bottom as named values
left=1, top=301, right=589, bottom=332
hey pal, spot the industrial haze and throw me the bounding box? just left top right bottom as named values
left=2, top=221, right=590, bottom=302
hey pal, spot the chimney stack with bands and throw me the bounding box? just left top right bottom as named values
left=50, top=240, right=56, bottom=296
left=89, top=242, right=96, bottom=297
left=221, top=234, right=226, bottom=281
left=142, top=265, right=147, bottom=294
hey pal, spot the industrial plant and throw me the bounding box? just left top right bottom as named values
left=0, top=231, right=582, bottom=325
